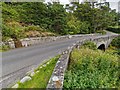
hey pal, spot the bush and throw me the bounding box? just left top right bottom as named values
left=81, top=41, right=97, bottom=50
left=2, top=21, right=25, bottom=41
left=96, top=30, right=106, bottom=35
left=24, top=25, right=45, bottom=32
left=0, top=45, right=10, bottom=51
left=63, top=48, right=119, bottom=88
left=107, top=27, right=120, bottom=34
left=111, top=36, right=120, bottom=48
left=79, top=22, right=91, bottom=34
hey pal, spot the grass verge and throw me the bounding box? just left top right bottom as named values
left=18, top=55, right=59, bottom=88
left=0, top=45, right=10, bottom=52
left=63, top=48, right=119, bottom=88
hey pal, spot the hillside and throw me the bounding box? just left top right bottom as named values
left=2, top=2, right=119, bottom=42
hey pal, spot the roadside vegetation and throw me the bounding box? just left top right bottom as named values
left=107, top=26, right=120, bottom=34
left=17, top=56, right=59, bottom=88
left=109, top=28, right=120, bottom=55
left=0, top=45, right=10, bottom=52
left=63, top=42, right=119, bottom=88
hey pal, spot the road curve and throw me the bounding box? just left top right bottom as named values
left=1, top=34, right=102, bottom=88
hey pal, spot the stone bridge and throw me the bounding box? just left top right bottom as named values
left=1, top=32, right=119, bottom=88
left=92, top=35, right=118, bottom=50
left=77, top=34, right=119, bottom=51
left=47, top=33, right=119, bottom=88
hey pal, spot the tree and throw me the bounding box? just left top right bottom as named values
left=47, top=2, right=68, bottom=34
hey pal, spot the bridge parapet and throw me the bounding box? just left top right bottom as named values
left=47, top=34, right=119, bottom=89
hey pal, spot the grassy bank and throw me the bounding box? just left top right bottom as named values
left=0, top=45, right=10, bottom=52
left=18, top=56, right=59, bottom=88
left=107, top=26, right=120, bottom=34
left=63, top=48, right=119, bottom=88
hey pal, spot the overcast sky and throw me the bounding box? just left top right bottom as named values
left=45, top=0, right=119, bottom=12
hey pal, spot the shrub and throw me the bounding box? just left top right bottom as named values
left=0, top=45, right=10, bottom=51
left=107, top=27, right=120, bottom=34
left=81, top=41, right=97, bottom=50
left=111, top=36, right=120, bottom=48
left=24, top=25, right=45, bottom=32
left=63, top=48, right=119, bottom=88
left=96, top=30, right=106, bottom=35
left=2, top=21, right=25, bottom=41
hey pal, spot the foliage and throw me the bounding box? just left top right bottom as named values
left=18, top=56, right=59, bottom=88
left=0, top=45, right=10, bottom=51
left=111, top=36, right=120, bottom=48
left=96, top=30, right=106, bottom=35
left=67, top=14, right=81, bottom=34
left=2, top=2, right=20, bottom=21
left=24, top=25, right=45, bottom=32
left=2, top=2, right=119, bottom=41
left=81, top=41, right=97, bottom=50
left=107, top=26, right=120, bottom=34
left=106, top=47, right=120, bottom=56
left=47, top=2, right=68, bottom=35
left=2, top=21, right=25, bottom=40
left=68, top=2, right=118, bottom=33
left=63, top=48, right=119, bottom=88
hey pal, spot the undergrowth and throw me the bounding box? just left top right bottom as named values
left=63, top=48, right=119, bottom=88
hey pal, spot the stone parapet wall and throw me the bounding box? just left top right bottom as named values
left=1, top=34, right=98, bottom=49
left=46, top=34, right=119, bottom=89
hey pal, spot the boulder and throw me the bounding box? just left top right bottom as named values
left=30, top=72, right=35, bottom=77
left=12, top=84, right=19, bottom=88
left=20, top=76, right=31, bottom=83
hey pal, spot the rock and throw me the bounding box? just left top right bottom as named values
left=52, top=76, right=59, bottom=81
left=24, top=38, right=30, bottom=41
left=68, top=46, right=70, bottom=49
left=36, top=71, right=39, bottom=73
left=43, top=64, right=46, bottom=67
left=47, top=62, right=50, bottom=65
left=20, top=76, right=32, bottom=83
left=62, top=51, right=65, bottom=55
left=8, top=42, right=15, bottom=49
left=8, top=39, right=13, bottom=42
left=57, top=61, right=60, bottom=64
left=73, top=43, right=76, bottom=46
left=68, top=35, right=72, bottom=39
left=30, top=72, right=35, bottom=77
left=65, top=50, right=68, bottom=54
left=60, top=67, right=63, bottom=69
left=53, top=37, right=56, bottom=41
left=40, top=66, right=42, bottom=69
left=12, top=84, right=19, bottom=88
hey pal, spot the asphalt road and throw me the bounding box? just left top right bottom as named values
left=1, top=34, right=101, bottom=88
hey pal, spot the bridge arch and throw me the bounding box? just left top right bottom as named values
left=97, top=44, right=105, bottom=51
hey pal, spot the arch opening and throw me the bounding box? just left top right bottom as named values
left=98, top=44, right=105, bottom=51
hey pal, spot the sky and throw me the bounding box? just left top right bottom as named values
left=45, top=0, right=120, bottom=12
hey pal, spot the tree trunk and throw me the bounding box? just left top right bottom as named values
left=14, top=39, right=22, bottom=48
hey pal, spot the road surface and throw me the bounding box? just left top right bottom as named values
left=1, top=34, right=102, bottom=88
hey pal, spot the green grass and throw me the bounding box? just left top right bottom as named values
left=18, top=56, right=59, bottom=88
left=0, top=45, right=10, bottom=52
left=63, top=48, right=119, bottom=88
left=96, top=30, right=106, bottom=35
left=111, top=36, right=120, bottom=48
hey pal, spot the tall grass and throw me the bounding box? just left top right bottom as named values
left=64, top=48, right=119, bottom=88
